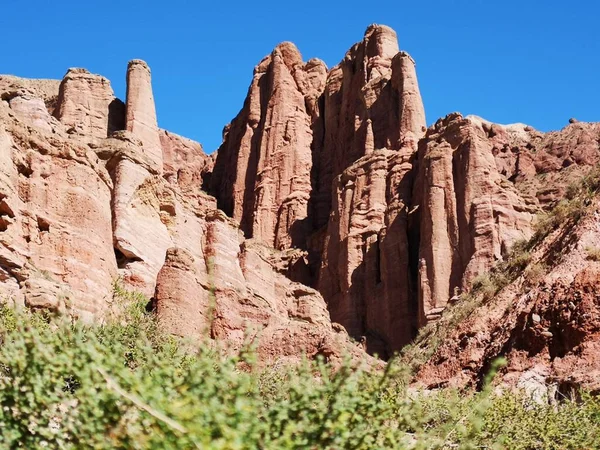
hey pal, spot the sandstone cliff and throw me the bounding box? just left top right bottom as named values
left=210, top=43, right=327, bottom=250
left=210, top=24, right=600, bottom=359
left=2, top=24, right=600, bottom=382
left=0, top=64, right=363, bottom=364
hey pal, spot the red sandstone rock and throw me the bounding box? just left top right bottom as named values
left=319, top=149, right=416, bottom=356
left=126, top=60, right=162, bottom=172
left=316, top=25, right=426, bottom=228
left=0, top=60, right=363, bottom=365
left=0, top=75, right=61, bottom=115
left=415, top=195, right=600, bottom=392
left=160, top=129, right=213, bottom=191
left=414, top=114, right=536, bottom=325
left=0, top=100, right=116, bottom=322
left=211, top=43, right=326, bottom=249
left=55, top=68, right=124, bottom=139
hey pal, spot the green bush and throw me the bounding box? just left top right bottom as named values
left=1, top=287, right=600, bottom=449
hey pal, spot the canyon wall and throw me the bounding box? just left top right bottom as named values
left=2, top=23, right=600, bottom=368
left=0, top=63, right=363, bottom=364
left=211, top=24, right=600, bottom=356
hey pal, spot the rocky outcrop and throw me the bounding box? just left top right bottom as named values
left=315, top=25, right=426, bottom=228
left=211, top=25, right=427, bottom=249
left=211, top=43, right=327, bottom=249
left=0, top=75, right=61, bottom=115
left=55, top=68, right=124, bottom=138
left=414, top=114, right=536, bottom=324
left=415, top=189, right=600, bottom=392
left=160, top=129, right=213, bottom=191
left=0, top=100, right=116, bottom=322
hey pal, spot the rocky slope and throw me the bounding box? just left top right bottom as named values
left=414, top=173, right=600, bottom=394
left=2, top=24, right=599, bottom=387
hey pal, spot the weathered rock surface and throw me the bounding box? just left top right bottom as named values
left=0, top=59, right=366, bottom=365
left=211, top=25, right=427, bottom=249
left=160, top=129, right=213, bottom=191
left=319, top=149, right=417, bottom=357
left=0, top=75, right=61, bottom=115
left=315, top=26, right=426, bottom=229
left=3, top=24, right=600, bottom=376
left=155, top=211, right=365, bottom=365
left=0, top=99, right=116, bottom=322
left=210, top=42, right=327, bottom=250
left=414, top=114, right=536, bottom=324
left=126, top=60, right=162, bottom=171
left=55, top=68, right=124, bottom=138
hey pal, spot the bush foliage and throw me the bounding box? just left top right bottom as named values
left=0, top=286, right=599, bottom=449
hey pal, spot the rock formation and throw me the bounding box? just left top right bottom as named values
left=210, top=43, right=327, bottom=250
left=316, top=26, right=425, bottom=228
left=55, top=68, right=124, bottom=138
left=0, top=63, right=364, bottom=364
left=415, top=187, right=600, bottom=392
left=319, top=150, right=416, bottom=356
left=414, top=114, right=536, bottom=324
left=2, top=24, right=600, bottom=381
left=125, top=60, right=162, bottom=170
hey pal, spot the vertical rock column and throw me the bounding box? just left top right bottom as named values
left=391, top=51, right=426, bottom=150
left=111, top=60, right=170, bottom=295
left=125, top=59, right=163, bottom=171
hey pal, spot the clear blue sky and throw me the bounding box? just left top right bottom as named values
left=1, top=1, right=598, bottom=153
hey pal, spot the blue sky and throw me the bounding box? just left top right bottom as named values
left=2, top=1, right=598, bottom=153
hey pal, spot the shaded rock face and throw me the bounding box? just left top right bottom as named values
left=210, top=43, right=327, bottom=250
left=316, top=26, right=425, bottom=228
left=211, top=25, right=426, bottom=249
left=319, top=150, right=417, bottom=357
left=0, top=61, right=366, bottom=365
left=55, top=68, right=124, bottom=138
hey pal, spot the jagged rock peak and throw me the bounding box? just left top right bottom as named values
left=362, top=23, right=400, bottom=60
left=210, top=41, right=327, bottom=250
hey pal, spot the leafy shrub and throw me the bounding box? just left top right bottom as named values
left=1, top=285, right=600, bottom=449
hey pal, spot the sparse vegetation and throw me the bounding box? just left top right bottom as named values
left=585, top=245, right=600, bottom=262
left=401, top=166, right=600, bottom=378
